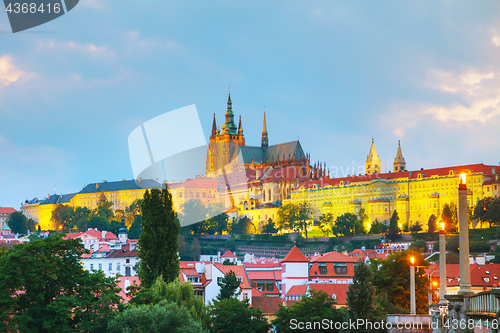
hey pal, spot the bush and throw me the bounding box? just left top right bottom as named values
left=410, top=239, right=428, bottom=252
left=469, top=241, right=491, bottom=253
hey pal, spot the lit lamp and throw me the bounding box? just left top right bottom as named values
left=410, top=257, right=416, bottom=315
left=439, top=220, right=447, bottom=305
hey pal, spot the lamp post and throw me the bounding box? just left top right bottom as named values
left=410, top=257, right=416, bottom=315
left=458, top=173, right=472, bottom=294
left=439, top=222, right=447, bottom=305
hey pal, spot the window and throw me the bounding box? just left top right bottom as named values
left=202, top=192, right=206, bottom=198
left=90, top=264, right=94, bottom=271
left=126, top=258, right=130, bottom=264
left=266, top=282, right=274, bottom=292
left=243, top=293, right=248, bottom=300
left=125, top=267, right=131, bottom=276
left=257, top=282, right=265, bottom=291
left=196, top=192, right=200, bottom=198
left=109, top=263, right=112, bottom=271
left=179, top=192, right=183, bottom=198
left=187, top=276, right=200, bottom=283
left=334, top=264, right=348, bottom=275
left=319, top=263, right=327, bottom=274
left=194, top=290, right=203, bottom=297
left=117, top=263, right=121, bottom=272
left=99, top=263, right=102, bottom=271
left=217, top=277, right=223, bottom=284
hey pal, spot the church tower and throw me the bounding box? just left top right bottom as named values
left=261, top=112, right=268, bottom=149
left=393, top=140, right=406, bottom=172
left=365, top=138, right=381, bottom=175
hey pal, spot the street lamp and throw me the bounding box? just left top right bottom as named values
left=410, top=257, right=416, bottom=315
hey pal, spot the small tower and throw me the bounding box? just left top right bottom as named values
left=238, top=115, right=243, bottom=135
left=281, top=246, right=309, bottom=294
left=118, top=217, right=128, bottom=244
left=261, top=111, right=268, bottom=149
left=365, top=138, right=381, bottom=175
left=210, top=113, right=217, bottom=139
left=221, top=91, right=238, bottom=135
left=393, top=140, right=406, bottom=172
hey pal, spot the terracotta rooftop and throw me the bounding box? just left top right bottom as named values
left=221, top=250, right=237, bottom=258
left=213, top=264, right=251, bottom=289
left=310, top=250, right=358, bottom=263
left=252, top=294, right=283, bottom=314
left=282, top=246, right=309, bottom=263
left=0, top=207, right=16, bottom=214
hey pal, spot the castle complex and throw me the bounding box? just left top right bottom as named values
left=21, top=92, right=500, bottom=232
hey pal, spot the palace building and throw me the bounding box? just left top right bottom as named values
left=286, top=139, right=499, bottom=231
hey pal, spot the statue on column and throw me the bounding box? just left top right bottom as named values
left=431, top=309, right=443, bottom=333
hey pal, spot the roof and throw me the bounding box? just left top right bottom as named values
left=299, top=164, right=500, bottom=190
left=248, top=271, right=276, bottom=281
left=282, top=246, right=309, bottom=263
left=106, top=245, right=137, bottom=258
left=213, top=264, right=251, bottom=289
left=427, top=263, right=500, bottom=288
left=79, top=179, right=161, bottom=194
left=168, top=177, right=219, bottom=190
left=116, top=276, right=140, bottom=303
left=0, top=207, right=16, bottom=215
left=310, top=251, right=358, bottom=263
left=238, top=141, right=306, bottom=165
left=252, top=295, right=283, bottom=314
left=221, top=250, right=237, bottom=258
left=39, top=193, right=77, bottom=206
left=308, top=283, right=349, bottom=305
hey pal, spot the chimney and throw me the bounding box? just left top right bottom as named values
left=492, top=166, right=496, bottom=175
left=102, top=230, right=107, bottom=239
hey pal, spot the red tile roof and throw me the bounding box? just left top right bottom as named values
left=252, top=295, right=283, bottom=314
left=182, top=269, right=200, bottom=276
left=0, top=207, right=16, bottom=214
left=168, top=177, right=219, bottom=190
left=180, top=261, right=202, bottom=268
left=221, top=250, right=237, bottom=258
left=248, top=271, right=276, bottom=281
left=106, top=245, right=137, bottom=258
left=308, top=283, right=349, bottom=305
left=300, top=164, right=500, bottom=189
left=116, top=276, right=140, bottom=303
left=274, top=270, right=282, bottom=280
left=282, top=246, right=309, bottom=263
left=213, top=264, right=251, bottom=289
left=310, top=251, right=358, bottom=263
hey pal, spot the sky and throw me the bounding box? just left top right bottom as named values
left=0, top=1, right=499, bottom=209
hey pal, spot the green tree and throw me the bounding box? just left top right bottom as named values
left=178, top=234, right=188, bottom=259
left=272, top=289, right=343, bottom=333
left=318, top=213, right=334, bottom=237
left=86, top=215, right=111, bottom=231
left=138, top=187, right=180, bottom=288
left=410, top=222, right=423, bottom=233
left=0, top=235, right=121, bottom=333
left=276, top=202, right=314, bottom=237
left=231, top=216, right=256, bottom=235
left=191, top=238, right=201, bottom=260
left=410, top=239, right=428, bottom=252
left=108, top=300, right=206, bottom=333
left=217, top=270, right=241, bottom=300
left=345, top=261, right=379, bottom=333
left=209, top=297, right=268, bottom=333
left=369, top=219, right=388, bottom=234
left=224, top=235, right=236, bottom=252
left=92, top=193, right=114, bottom=221
left=388, top=210, right=400, bottom=240
left=474, top=197, right=500, bottom=228
left=261, top=218, right=278, bottom=234
left=129, top=276, right=209, bottom=328
left=180, top=199, right=208, bottom=233
left=441, top=203, right=458, bottom=232
left=125, top=199, right=143, bottom=228
left=427, top=214, right=437, bottom=234
left=7, top=211, right=36, bottom=234
left=372, top=250, right=429, bottom=314
left=128, top=215, right=143, bottom=239
left=50, top=204, right=72, bottom=230
left=333, top=213, right=363, bottom=236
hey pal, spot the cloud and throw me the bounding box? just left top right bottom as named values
left=393, top=128, right=405, bottom=137
left=36, top=40, right=115, bottom=58
left=125, top=31, right=184, bottom=55
left=0, top=55, right=33, bottom=86
left=493, top=34, right=500, bottom=47
left=423, top=69, right=500, bottom=123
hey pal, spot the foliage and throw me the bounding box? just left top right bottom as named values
left=138, top=187, right=180, bottom=288
left=410, top=222, right=423, bottom=233
left=0, top=235, right=121, bottom=333
left=371, top=249, right=429, bottom=314
left=128, top=215, right=143, bottom=239
left=276, top=202, right=314, bottom=238
left=91, top=193, right=115, bottom=221
left=345, top=261, right=381, bottom=333
left=125, top=198, right=143, bottom=228
left=318, top=213, right=334, bottom=237
left=108, top=300, right=206, bottom=333
left=409, top=239, right=428, bottom=252
left=217, top=270, right=241, bottom=300
left=441, top=203, right=458, bottom=232
left=370, top=219, right=388, bottom=234
left=387, top=210, right=400, bottom=241
left=428, top=214, right=437, bottom=234
left=191, top=238, right=201, bottom=260
left=272, top=289, right=343, bottom=333
left=469, top=240, right=491, bottom=253
left=128, top=276, right=209, bottom=328
left=332, top=213, right=363, bottom=236
left=180, top=199, right=208, bottom=232
left=231, top=216, right=256, bottom=235
left=474, top=197, right=500, bottom=227
left=209, top=297, right=269, bottom=333
left=7, top=211, right=37, bottom=234
left=446, top=235, right=459, bottom=253
left=261, top=218, right=278, bottom=234
left=224, top=235, right=236, bottom=251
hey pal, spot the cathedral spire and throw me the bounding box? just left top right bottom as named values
left=222, top=88, right=238, bottom=135
left=261, top=111, right=268, bottom=149
left=393, top=140, right=406, bottom=172
left=238, top=115, right=243, bottom=135
left=211, top=113, right=217, bottom=139
left=365, top=138, right=381, bottom=175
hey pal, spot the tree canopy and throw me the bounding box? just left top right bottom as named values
left=209, top=297, right=268, bottom=333
left=332, top=213, right=364, bottom=236
left=217, top=270, right=241, bottom=300
left=474, top=197, right=500, bottom=227
left=276, top=202, right=314, bottom=237
left=0, top=235, right=121, bottom=332
left=138, top=187, right=180, bottom=288
left=6, top=211, right=37, bottom=234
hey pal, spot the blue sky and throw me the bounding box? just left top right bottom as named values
left=0, top=1, right=499, bottom=209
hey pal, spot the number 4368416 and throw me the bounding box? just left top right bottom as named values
left=5, top=3, right=61, bottom=14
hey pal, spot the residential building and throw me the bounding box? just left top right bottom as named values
left=0, top=207, right=16, bottom=230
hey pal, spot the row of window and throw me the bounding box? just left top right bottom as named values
left=257, top=282, right=275, bottom=292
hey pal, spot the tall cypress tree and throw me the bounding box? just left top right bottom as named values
left=138, top=186, right=180, bottom=288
